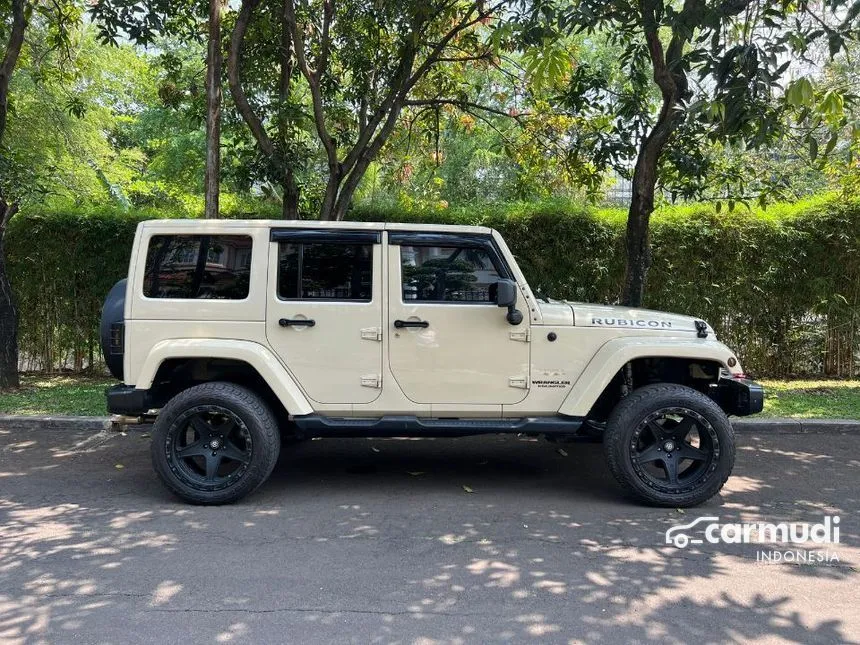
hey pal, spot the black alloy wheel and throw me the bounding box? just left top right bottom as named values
left=603, top=383, right=735, bottom=507
left=630, top=407, right=718, bottom=492
left=167, top=406, right=253, bottom=491
left=151, top=382, right=280, bottom=505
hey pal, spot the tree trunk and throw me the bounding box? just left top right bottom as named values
left=0, top=201, right=20, bottom=388
left=622, top=121, right=669, bottom=306
left=319, top=170, right=341, bottom=221
left=0, top=0, right=29, bottom=388
left=621, top=7, right=690, bottom=307
left=282, top=169, right=299, bottom=219
left=278, top=0, right=299, bottom=219
left=229, top=0, right=301, bottom=220
left=204, top=0, right=223, bottom=219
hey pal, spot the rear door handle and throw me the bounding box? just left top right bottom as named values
left=279, top=318, right=316, bottom=327
left=394, top=319, right=429, bottom=329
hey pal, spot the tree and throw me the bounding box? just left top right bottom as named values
left=228, top=0, right=303, bottom=218
left=90, top=1, right=227, bottom=216
left=1, top=0, right=82, bottom=388
left=0, top=0, right=28, bottom=388
left=549, top=0, right=860, bottom=306
left=283, top=0, right=514, bottom=221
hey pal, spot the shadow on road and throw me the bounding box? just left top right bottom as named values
left=0, top=427, right=857, bottom=643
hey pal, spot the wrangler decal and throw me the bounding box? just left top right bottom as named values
left=533, top=379, right=571, bottom=389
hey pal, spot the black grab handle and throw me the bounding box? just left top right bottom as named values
left=279, top=318, right=316, bottom=327
left=394, top=319, right=429, bottom=329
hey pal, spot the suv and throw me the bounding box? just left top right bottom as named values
left=101, top=220, right=763, bottom=506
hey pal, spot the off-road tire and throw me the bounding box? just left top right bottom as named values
left=151, top=382, right=281, bottom=505
left=603, top=383, right=735, bottom=507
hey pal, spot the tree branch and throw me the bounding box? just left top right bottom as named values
left=0, top=0, right=29, bottom=147
left=404, top=1, right=504, bottom=93
left=404, top=99, right=527, bottom=120
left=285, top=0, right=338, bottom=168
left=318, top=0, right=333, bottom=77
left=227, top=0, right=278, bottom=161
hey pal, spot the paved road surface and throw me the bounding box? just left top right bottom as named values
left=1, top=426, right=857, bottom=644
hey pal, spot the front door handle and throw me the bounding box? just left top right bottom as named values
left=279, top=318, right=316, bottom=327
left=394, top=319, right=429, bottom=329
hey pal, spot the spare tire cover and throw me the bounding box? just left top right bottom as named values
left=100, top=279, right=127, bottom=381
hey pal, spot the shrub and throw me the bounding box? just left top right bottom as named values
left=5, top=195, right=859, bottom=377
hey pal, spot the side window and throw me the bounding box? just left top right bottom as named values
left=278, top=242, right=373, bottom=300
left=401, top=245, right=501, bottom=302
left=143, top=235, right=252, bottom=299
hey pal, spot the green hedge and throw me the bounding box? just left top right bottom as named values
left=6, top=196, right=859, bottom=377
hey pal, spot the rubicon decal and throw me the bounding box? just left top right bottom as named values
left=591, top=317, right=672, bottom=328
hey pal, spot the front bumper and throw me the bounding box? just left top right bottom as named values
left=106, top=384, right=154, bottom=416
left=711, top=377, right=764, bottom=416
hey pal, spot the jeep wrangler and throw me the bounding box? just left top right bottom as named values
left=101, top=220, right=763, bottom=506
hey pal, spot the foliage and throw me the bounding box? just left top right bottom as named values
left=5, top=195, right=859, bottom=378
left=547, top=0, right=860, bottom=203
left=516, top=0, right=860, bottom=306
left=3, top=26, right=155, bottom=207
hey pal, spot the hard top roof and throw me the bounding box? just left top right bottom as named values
left=141, top=219, right=494, bottom=236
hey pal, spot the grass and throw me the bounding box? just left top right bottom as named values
left=0, top=375, right=858, bottom=419
left=0, top=375, right=113, bottom=416
left=759, top=379, right=860, bottom=419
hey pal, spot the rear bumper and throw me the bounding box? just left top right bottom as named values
left=711, top=377, right=764, bottom=416
left=106, top=384, right=153, bottom=416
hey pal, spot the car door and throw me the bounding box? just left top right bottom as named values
left=387, top=232, right=530, bottom=406
left=266, top=229, right=383, bottom=405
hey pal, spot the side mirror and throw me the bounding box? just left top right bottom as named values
left=494, top=279, right=524, bottom=326
left=494, top=279, right=517, bottom=308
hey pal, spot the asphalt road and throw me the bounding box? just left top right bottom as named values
left=0, top=426, right=857, bottom=644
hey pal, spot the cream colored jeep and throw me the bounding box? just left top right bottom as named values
left=101, top=220, right=763, bottom=506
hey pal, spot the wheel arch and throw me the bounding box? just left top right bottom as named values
left=558, top=338, right=741, bottom=418
left=136, top=339, right=314, bottom=417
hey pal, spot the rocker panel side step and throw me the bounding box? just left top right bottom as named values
left=291, top=414, right=584, bottom=438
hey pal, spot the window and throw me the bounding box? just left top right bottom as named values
left=401, top=245, right=501, bottom=302
left=278, top=242, right=373, bottom=300
left=143, top=235, right=252, bottom=300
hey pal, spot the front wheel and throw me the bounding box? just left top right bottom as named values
left=603, top=383, right=735, bottom=507
left=151, top=382, right=281, bottom=505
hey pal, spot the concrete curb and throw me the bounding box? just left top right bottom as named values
left=1, top=414, right=858, bottom=435
left=0, top=415, right=112, bottom=432
left=732, top=417, right=860, bottom=434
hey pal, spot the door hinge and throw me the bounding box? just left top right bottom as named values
left=361, top=374, right=382, bottom=388
left=509, top=376, right=529, bottom=389
left=361, top=327, right=383, bottom=341
left=509, top=328, right=530, bottom=342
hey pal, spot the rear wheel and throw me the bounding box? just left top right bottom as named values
left=603, top=383, right=735, bottom=507
left=151, top=382, right=281, bottom=505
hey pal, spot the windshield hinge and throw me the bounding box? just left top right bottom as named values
left=509, top=328, right=530, bottom=342
left=360, top=374, right=382, bottom=388
left=508, top=376, right=529, bottom=389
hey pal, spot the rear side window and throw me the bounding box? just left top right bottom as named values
left=278, top=242, right=372, bottom=300
left=401, top=245, right=501, bottom=302
left=143, top=235, right=252, bottom=299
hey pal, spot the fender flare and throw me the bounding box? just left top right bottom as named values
left=558, top=337, right=741, bottom=417
left=135, top=338, right=314, bottom=416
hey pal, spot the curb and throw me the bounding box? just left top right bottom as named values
left=1, top=414, right=858, bottom=435
left=732, top=417, right=860, bottom=434
left=0, top=415, right=112, bottom=432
